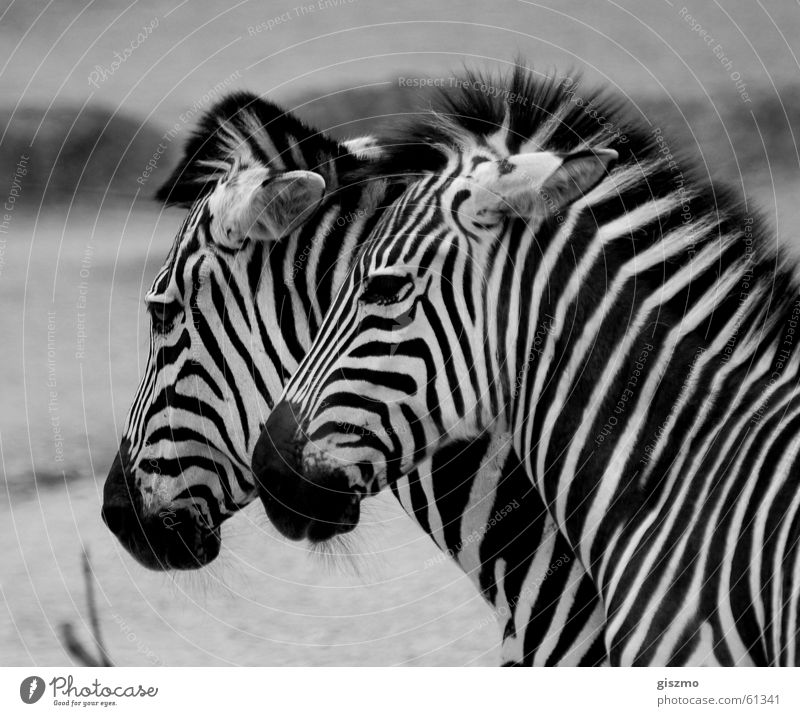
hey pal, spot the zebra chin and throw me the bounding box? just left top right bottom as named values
left=102, top=447, right=222, bottom=571
left=251, top=401, right=363, bottom=543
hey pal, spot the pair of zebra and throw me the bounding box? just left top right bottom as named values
left=102, top=64, right=800, bottom=666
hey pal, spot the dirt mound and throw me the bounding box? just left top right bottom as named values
left=0, top=104, right=167, bottom=206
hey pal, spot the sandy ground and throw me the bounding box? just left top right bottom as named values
left=2, top=478, right=500, bottom=667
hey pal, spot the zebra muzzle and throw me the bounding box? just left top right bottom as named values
left=252, top=401, right=361, bottom=542
left=102, top=445, right=221, bottom=570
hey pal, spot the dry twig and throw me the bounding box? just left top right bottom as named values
left=58, top=548, right=113, bottom=667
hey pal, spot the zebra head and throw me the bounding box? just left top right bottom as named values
left=102, top=92, right=363, bottom=569
left=253, top=72, right=619, bottom=540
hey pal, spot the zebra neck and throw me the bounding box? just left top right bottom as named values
left=499, top=199, right=800, bottom=587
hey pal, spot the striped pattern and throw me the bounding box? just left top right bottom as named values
left=274, top=66, right=800, bottom=665
left=113, top=92, right=606, bottom=665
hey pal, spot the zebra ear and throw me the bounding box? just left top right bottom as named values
left=155, top=91, right=341, bottom=209
left=155, top=92, right=271, bottom=207
left=469, top=148, right=618, bottom=221
left=209, top=168, right=326, bottom=248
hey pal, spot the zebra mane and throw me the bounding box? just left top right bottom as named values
left=352, top=64, right=646, bottom=178
left=156, top=91, right=362, bottom=208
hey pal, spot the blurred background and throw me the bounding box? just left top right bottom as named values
left=2, top=0, right=800, bottom=666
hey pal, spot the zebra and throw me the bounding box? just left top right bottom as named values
left=101, top=91, right=606, bottom=665
left=256, top=64, right=800, bottom=666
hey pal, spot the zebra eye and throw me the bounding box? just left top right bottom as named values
left=147, top=299, right=183, bottom=333
left=359, top=273, right=414, bottom=306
